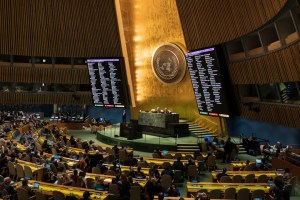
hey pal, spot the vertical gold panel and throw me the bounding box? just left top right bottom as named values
left=119, top=0, right=221, bottom=134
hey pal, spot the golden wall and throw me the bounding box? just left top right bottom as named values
left=118, top=0, right=222, bottom=134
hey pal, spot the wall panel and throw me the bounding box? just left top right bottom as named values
left=0, top=66, right=90, bottom=84
left=229, top=42, right=300, bottom=84
left=239, top=102, right=300, bottom=129
left=176, top=0, right=287, bottom=50
left=0, top=0, right=121, bottom=57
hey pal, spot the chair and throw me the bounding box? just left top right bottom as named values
left=230, top=148, right=237, bottom=161
left=7, top=161, right=16, bottom=180
left=162, top=162, right=171, bottom=169
left=196, top=155, right=204, bottom=162
left=35, top=190, right=48, bottom=200
left=130, top=186, right=141, bottom=200
left=25, top=155, right=31, bottom=162
left=92, top=167, right=101, bottom=174
left=164, top=154, right=173, bottom=159
left=224, top=187, right=236, bottom=199
left=16, top=164, right=25, bottom=180
left=51, top=148, right=58, bottom=155
left=257, top=174, right=268, bottom=183
left=275, top=175, right=284, bottom=182
left=187, top=165, right=198, bottom=181
left=173, top=170, right=184, bottom=183
left=50, top=163, right=58, bottom=173
left=109, top=184, right=120, bottom=198
left=24, top=165, right=33, bottom=180
left=283, top=184, right=292, bottom=198
left=161, top=174, right=172, bottom=191
left=174, top=153, right=182, bottom=159
left=232, top=175, right=243, bottom=183
left=97, top=146, right=104, bottom=152
left=206, top=156, right=216, bottom=170
left=237, top=188, right=250, bottom=200
left=53, top=191, right=65, bottom=200
left=209, top=189, right=221, bottom=199
left=86, top=177, right=95, bottom=189
left=57, top=162, right=66, bottom=172
left=290, top=176, right=298, bottom=196
left=16, top=187, right=35, bottom=200
left=244, top=174, right=255, bottom=183
left=106, top=170, right=116, bottom=176
left=152, top=153, right=160, bottom=158
left=252, top=189, right=265, bottom=199
left=243, top=163, right=256, bottom=171
left=31, top=157, right=37, bottom=164
left=201, top=142, right=207, bottom=152
left=118, top=150, right=127, bottom=163
left=220, top=176, right=232, bottom=183
left=184, top=154, right=194, bottom=160
left=77, top=143, right=83, bottom=149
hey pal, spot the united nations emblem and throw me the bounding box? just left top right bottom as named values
left=152, top=43, right=187, bottom=84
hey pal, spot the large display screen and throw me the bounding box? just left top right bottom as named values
left=186, top=46, right=231, bottom=117
left=87, top=58, right=128, bottom=107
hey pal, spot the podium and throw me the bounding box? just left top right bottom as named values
left=119, top=122, right=142, bottom=140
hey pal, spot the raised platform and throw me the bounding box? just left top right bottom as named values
left=96, top=124, right=196, bottom=152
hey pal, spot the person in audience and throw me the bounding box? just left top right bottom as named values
left=112, top=144, right=119, bottom=156
left=149, top=165, right=160, bottom=179
left=161, top=165, right=174, bottom=179
left=19, top=179, right=35, bottom=196
left=69, top=136, right=77, bottom=147
left=269, top=179, right=289, bottom=200
left=166, top=184, right=180, bottom=197
left=194, top=191, right=209, bottom=200
left=172, top=157, right=185, bottom=171
left=0, top=153, right=8, bottom=169
left=81, top=191, right=91, bottom=200
left=216, top=168, right=228, bottom=181
left=223, top=137, right=234, bottom=163
left=137, top=157, right=148, bottom=167
left=3, top=177, right=16, bottom=197
left=135, top=166, right=145, bottom=179
left=119, top=173, right=131, bottom=200
left=263, top=141, right=272, bottom=160
left=96, top=160, right=108, bottom=174
left=70, top=169, right=79, bottom=184
left=283, top=168, right=291, bottom=184
left=153, top=148, right=163, bottom=158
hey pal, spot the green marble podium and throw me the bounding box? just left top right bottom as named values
left=138, top=112, right=179, bottom=128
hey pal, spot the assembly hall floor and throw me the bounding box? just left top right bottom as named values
left=67, top=126, right=300, bottom=199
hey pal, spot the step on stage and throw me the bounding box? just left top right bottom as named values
left=96, top=123, right=202, bottom=152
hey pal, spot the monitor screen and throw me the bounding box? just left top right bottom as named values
left=256, top=159, right=262, bottom=165
left=54, top=155, right=59, bottom=159
left=87, top=58, right=129, bottom=107
left=46, top=164, right=51, bottom=169
left=95, top=184, right=104, bottom=191
left=33, top=182, right=40, bottom=189
left=186, top=46, right=236, bottom=118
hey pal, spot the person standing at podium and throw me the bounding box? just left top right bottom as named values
left=122, top=109, right=126, bottom=123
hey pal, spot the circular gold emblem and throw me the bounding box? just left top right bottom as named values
left=152, top=43, right=187, bottom=84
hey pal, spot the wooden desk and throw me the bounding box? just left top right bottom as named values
left=210, top=170, right=280, bottom=182
left=103, top=164, right=164, bottom=176
left=27, top=180, right=108, bottom=199
left=15, top=159, right=44, bottom=181
left=230, top=161, right=255, bottom=171
left=186, top=182, right=270, bottom=196
left=43, top=153, right=79, bottom=168
left=162, top=151, right=207, bottom=159
left=80, top=172, right=147, bottom=187
left=144, top=158, right=198, bottom=167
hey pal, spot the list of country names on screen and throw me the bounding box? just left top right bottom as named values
left=186, top=48, right=227, bottom=117
left=87, top=59, right=124, bottom=107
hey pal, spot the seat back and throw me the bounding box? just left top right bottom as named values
left=109, top=183, right=120, bottom=198
left=50, top=163, right=58, bottom=173
left=237, top=188, right=250, bottom=200
left=209, top=189, right=221, bottom=199
left=92, top=167, right=101, bottom=174
left=130, top=186, right=141, bottom=200
left=173, top=170, right=184, bottom=183
left=53, top=191, right=65, bottom=200
left=35, top=190, right=48, bottom=200
left=252, top=189, right=265, bottom=199
left=244, top=174, right=255, bottom=183
left=220, top=176, right=232, bottom=183
left=224, top=187, right=236, bottom=199
left=16, top=164, right=24, bottom=179
left=187, top=165, right=198, bottom=180
left=257, top=174, right=268, bottom=183
left=106, top=170, right=116, bottom=176
left=7, top=161, right=16, bottom=176
left=24, top=165, right=33, bottom=180
left=232, top=175, right=243, bottom=183
left=118, top=150, right=127, bottom=163
left=16, top=187, right=30, bottom=200
left=86, top=177, right=95, bottom=189
left=161, top=174, right=172, bottom=191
